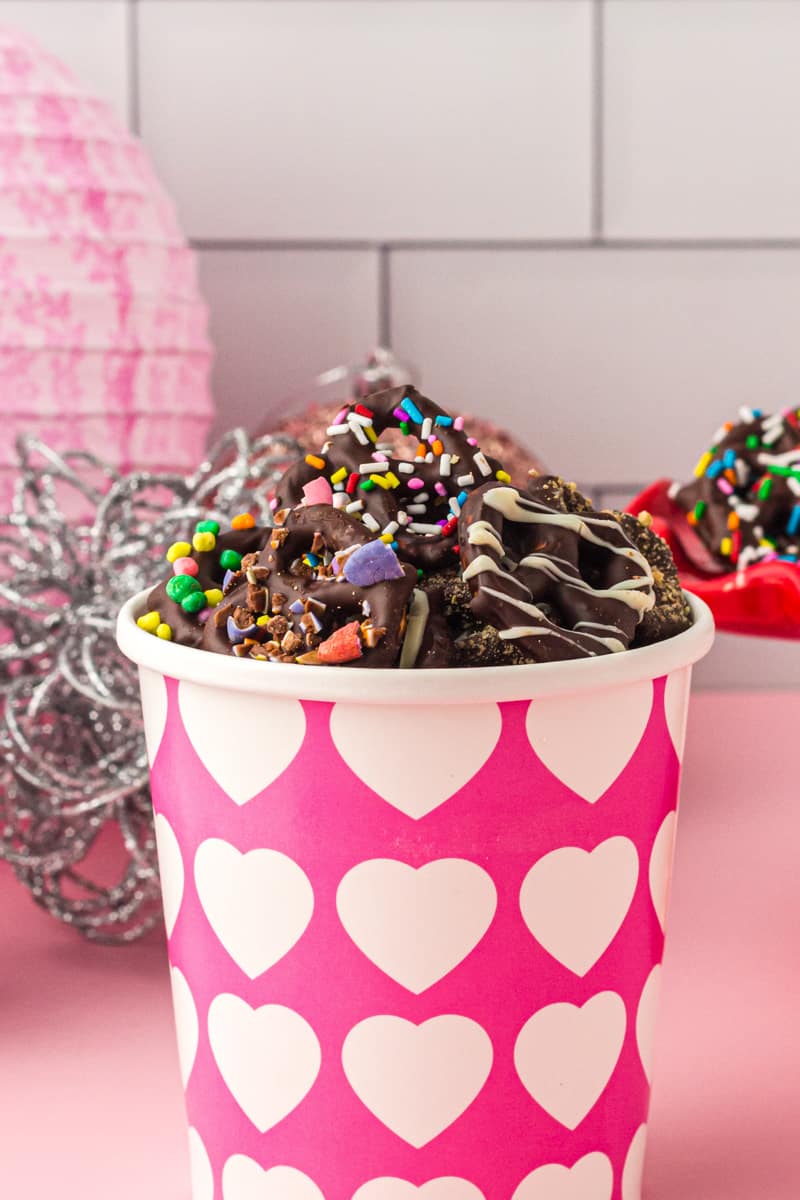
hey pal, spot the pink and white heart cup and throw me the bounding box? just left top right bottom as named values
left=117, top=590, right=713, bottom=1200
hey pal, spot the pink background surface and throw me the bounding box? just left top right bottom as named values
left=2, top=690, right=799, bottom=1199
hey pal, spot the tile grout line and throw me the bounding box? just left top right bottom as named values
left=127, top=0, right=141, bottom=136
left=190, top=237, right=800, bottom=253
left=591, top=0, right=605, bottom=239
left=378, top=245, right=392, bottom=346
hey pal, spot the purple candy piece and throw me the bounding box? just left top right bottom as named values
left=223, top=568, right=237, bottom=591
left=343, top=539, right=405, bottom=586
left=227, top=615, right=258, bottom=644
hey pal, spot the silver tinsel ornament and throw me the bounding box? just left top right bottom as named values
left=0, top=430, right=300, bottom=941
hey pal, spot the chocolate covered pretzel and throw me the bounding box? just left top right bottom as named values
left=458, top=480, right=656, bottom=661
left=274, top=386, right=508, bottom=570
left=201, top=504, right=418, bottom=667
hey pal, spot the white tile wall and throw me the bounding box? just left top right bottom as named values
left=3, top=0, right=800, bottom=687
left=138, top=1, right=593, bottom=240
left=390, top=248, right=800, bottom=486
left=199, top=249, right=379, bottom=438
left=605, top=1, right=800, bottom=239
left=0, top=1, right=130, bottom=124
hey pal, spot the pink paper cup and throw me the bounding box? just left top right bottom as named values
left=117, top=591, right=713, bottom=1200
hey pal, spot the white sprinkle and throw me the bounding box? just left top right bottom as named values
left=359, top=460, right=389, bottom=473
left=408, top=522, right=443, bottom=534
left=473, top=451, right=492, bottom=476
left=382, top=521, right=399, bottom=536
left=333, top=482, right=345, bottom=491
left=346, top=500, right=364, bottom=514
left=421, top=417, right=433, bottom=440
left=348, top=419, right=368, bottom=445
left=457, top=473, right=475, bottom=487
left=415, top=492, right=430, bottom=503
left=449, top=497, right=462, bottom=516
left=425, top=452, right=434, bottom=464
left=348, top=412, right=374, bottom=428
left=406, top=504, right=427, bottom=514
left=398, top=461, right=415, bottom=474
left=333, top=492, right=349, bottom=509
left=326, top=424, right=351, bottom=436
left=397, top=511, right=411, bottom=526
left=439, top=454, right=452, bottom=477
left=362, top=513, right=380, bottom=532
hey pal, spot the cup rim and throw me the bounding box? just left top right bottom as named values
left=117, top=588, right=714, bottom=706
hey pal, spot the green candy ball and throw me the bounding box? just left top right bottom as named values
left=166, top=574, right=201, bottom=602
left=196, top=519, right=221, bottom=535
left=181, top=590, right=207, bottom=614
left=219, top=549, right=243, bottom=571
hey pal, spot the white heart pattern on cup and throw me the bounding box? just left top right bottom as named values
left=519, top=838, right=638, bottom=976
left=170, top=966, right=198, bottom=1087
left=621, top=1125, right=648, bottom=1200
left=195, top=839, right=314, bottom=979
left=208, top=995, right=321, bottom=1133
left=353, top=1179, right=485, bottom=1199
left=663, top=668, right=691, bottom=760
left=222, top=1156, right=324, bottom=1200
left=342, top=1015, right=493, bottom=1147
left=525, top=681, right=652, bottom=803
left=514, top=992, right=626, bottom=1130
left=138, top=666, right=168, bottom=766
left=330, top=703, right=502, bottom=819
left=648, top=811, right=677, bottom=932
left=337, top=858, right=496, bottom=993
left=188, top=1128, right=214, bottom=1200
left=635, top=965, right=661, bottom=1084
left=179, top=681, right=306, bottom=805
left=511, top=1152, right=613, bottom=1200
left=153, top=812, right=184, bottom=937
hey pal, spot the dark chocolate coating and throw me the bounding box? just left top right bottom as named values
left=672, top=410, right=800, bottom=571
left=274, top=385, right=503, bottom=570
left=458, top=478, right=656, bottom=662
left=202, top=504, right=418, bottom=667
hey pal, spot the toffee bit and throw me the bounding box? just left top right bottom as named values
left=361, top=622, right=387, bottom=649
left=272, top=507, right=290, bottom=527
left=637, top=510, right=653, bottom=528
left=289, top=557, right=314, bottom=578
left=271, top=591, right=287, bottom=614
left=305, top=596, right=327, bottom=616
left=233, top=606, right=256, bottom=630
left=310, top=530, right=325, bottom=556
left=222, top=570, right=243, bottom=595
left=266, top=615, right=289, bottom=639
left=232, top=643, right=250, bottom=657
left=247, top=584, right=269, bottom=613
left=281, top=630, right=303, bottom=654
left=270, top=527, right=289, bottom=549
left=296, top=649, right=321, bottom=665
left=241, top=552, right=259, bottom=571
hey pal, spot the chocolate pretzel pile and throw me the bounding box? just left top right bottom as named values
left=139, top=389, right=692, bottom=667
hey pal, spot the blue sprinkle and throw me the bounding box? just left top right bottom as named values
left=343, top=540, right=405, bottom=586
left=706, top=461, right=723, bottom=479
left=401, top=395, right=424, bottom=424
left=788, top=506, right=800, bottom=536
left=390, top=540, right=399, bottom=551
left=778, top=554, right=798, bottom=562
left=722, top=449, right=736, bottom=468
left=457, top=490, right=468, bottom=506
left=434, top=415, right=454, bottom=427
left=753, top=408, right=763, bottom=418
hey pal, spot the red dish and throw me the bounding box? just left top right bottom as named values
left=626, top=479, right=800, bottom=639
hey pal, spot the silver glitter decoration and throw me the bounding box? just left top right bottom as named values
left=0, top=429, right=300, bottom=941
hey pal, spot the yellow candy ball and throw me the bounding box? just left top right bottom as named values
left=136, top=610, right=161, bottom=633
left=204, top=588, right=224, bottom=607
left=166, top=540, right=192, bottom=564
left=192, top=531, right=216, bottom=553
left=156, top=623, right=173, bottom=640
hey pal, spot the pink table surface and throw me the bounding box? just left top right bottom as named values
left=2, top=691, right=798, bottom=1200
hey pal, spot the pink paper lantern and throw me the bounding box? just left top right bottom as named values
left=0, top=27, right=214, bottom=509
